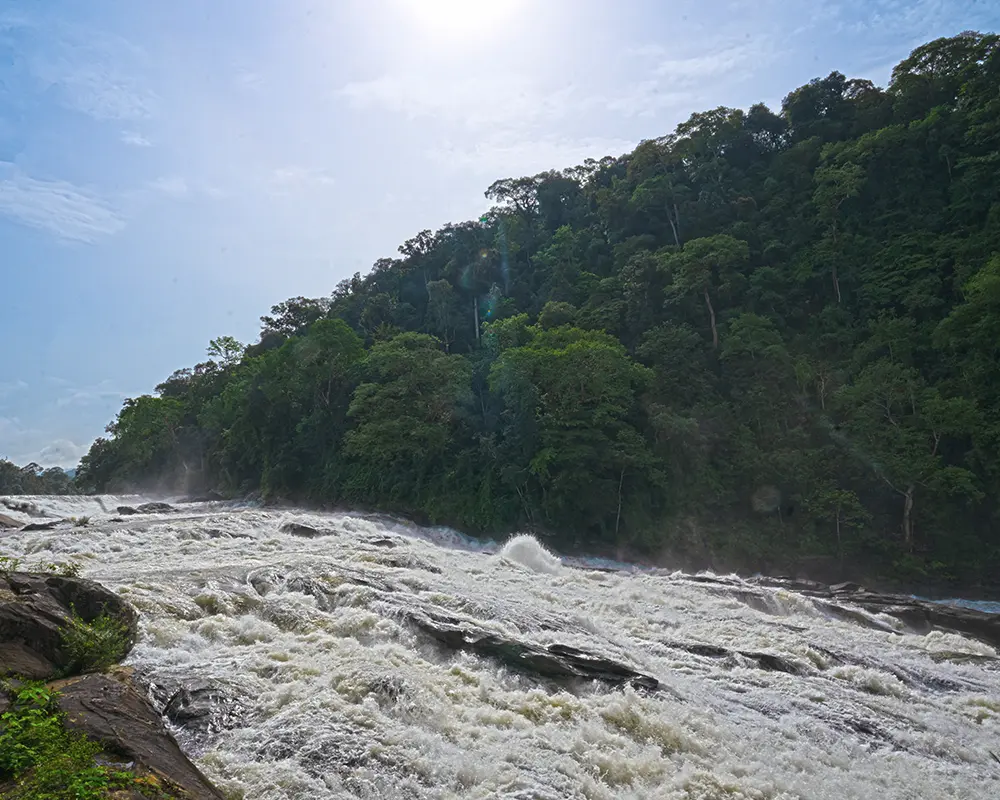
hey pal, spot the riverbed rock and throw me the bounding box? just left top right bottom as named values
left=138, top=502, right=175, bottom=514
left=53, top=673, right=223, bottom=800
left=410, top=609, right=660, bottom=691
left=753, top=576, right=1000, bottom=650
left=0, top=512, right=22, bottom=529
left=163, top=682, right=248, bottom=741
left=0, top=572, right=138, bottom=679
left=280, top=520, right=331, bottom=538
left=18, top=519, right=62, bottom=531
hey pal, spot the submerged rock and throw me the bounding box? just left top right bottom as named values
left=0, top=572, right=138, bottom=679
left=53, top=673, right=223, bottom=800
left=19, top=519, right=62, bottom=531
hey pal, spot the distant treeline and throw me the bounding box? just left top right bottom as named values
left=0, top=460, right=77, bottom=495
left=77, top=33, right=1000, bottom=590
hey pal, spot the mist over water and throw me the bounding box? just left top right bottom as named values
left=2, top=495, right=998, bottom=799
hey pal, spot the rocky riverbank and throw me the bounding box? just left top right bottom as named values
left=0, top=570, right=222, bottom=799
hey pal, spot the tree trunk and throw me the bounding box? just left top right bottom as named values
left=902, top=485, right=915, bottom=549
left=832, top=261, right=842, bottom=304
left=703, top=287, right=719, bottom=349
left=473, top=297, right=480, bottom=341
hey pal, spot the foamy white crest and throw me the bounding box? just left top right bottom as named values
left=498, top=534, right=563, bottom=575
left=1, top=495, right=998, bottom=800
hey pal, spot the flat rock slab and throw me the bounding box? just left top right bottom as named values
left=0, top=513, right=23, bottom=529
left=117, top=502, right=175, bottom=515
left=410, top=609, right=660, bottom=691
left=19, top=520, right=62, bottom=531
left=54, top=673, right=223, bottom=800
left=0, top=572, right=138, bottom=679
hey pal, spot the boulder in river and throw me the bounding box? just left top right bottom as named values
left=0, top=572, right=138, bottom=679
left=280, top=520, right=333, bottom=538
left=53, top=673, right=224, bottom=799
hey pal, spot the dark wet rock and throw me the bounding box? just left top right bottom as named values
left=280, top=521, right=332, bottom=538
left=138, top=502, right=175, bottom=514
left=53, top=673, right=223, bottom=799
left=117, top=502, right=174, bottom=516
left=750, top=576, right=1000, bottom=650
left=0, top=512, right=22, bottom=529
left=163, top=683, right=248, bottom=740
left=664, top=640, right=807, bottom=675
left=369, top=537, right=399, bottom=548
left=0, top=572, right=138, bottom=679
left=813, top=599, right=899, bottom=634
left=373, top=552, right=443, bottom=574
left=410, top=610, right=660, bottom=691
left=19, top=519, right=61, bottom=531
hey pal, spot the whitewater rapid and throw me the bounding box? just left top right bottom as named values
left=1, top=495, right=998, bottom=799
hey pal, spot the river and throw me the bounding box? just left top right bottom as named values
left=1, top=495, right=998, bottom=799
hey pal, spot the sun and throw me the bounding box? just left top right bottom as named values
left=398, top=0, right=524, bottom=39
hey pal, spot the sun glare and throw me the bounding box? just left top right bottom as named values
left=398, top=0, right=524, bottom=39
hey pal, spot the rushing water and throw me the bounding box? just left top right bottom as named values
left=2, top=495, right=999, bottom=799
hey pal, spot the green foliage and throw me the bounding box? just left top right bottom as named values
left=0, top=558, right=81, bottom=578
left=0, top=683, right=153, bottom=799
left=0, top=461, right=77, bottom=495
left=76, top=32, right=1000, bottom=589
left=60, top=609, right=131, bottom=675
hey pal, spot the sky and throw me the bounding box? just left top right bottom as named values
left=1, top=0, right=998, bottom=469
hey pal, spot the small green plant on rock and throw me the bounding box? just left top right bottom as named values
left=60, top=608, right=131, bottom=675
left=0, top=555, right=22, bottom=575
left=0, top=556, right=82, bottom=578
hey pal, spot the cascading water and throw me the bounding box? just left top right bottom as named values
left=1, top=495, right=998, bottom=799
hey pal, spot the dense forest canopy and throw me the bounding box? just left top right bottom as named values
left=76, top=33, right=1000, bottom=591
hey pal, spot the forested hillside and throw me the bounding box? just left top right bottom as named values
left=77, top=33, right=1000, bottom=590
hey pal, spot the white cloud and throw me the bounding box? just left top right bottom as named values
left=0, top=163, right=125, bottom=243
left=427, top=134, right=635, bottom=178
left=338, top=72, right=580, bottom=130
left=121, top=130, right=152, bottom=147
left=36, top=439, right=88, bottom=468
left=271, top=166, right=336, bottom=187
left=148, top=176, right=189, bottom=197
left=0, top=380, right=28, bottom=398
left=55, top=388, right=127, bottom=409
left=5, top=13, right=157, bottom=122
